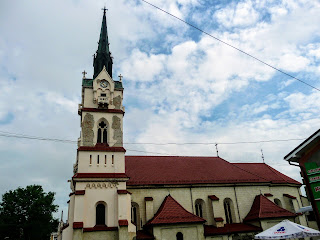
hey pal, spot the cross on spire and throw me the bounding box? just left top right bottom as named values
left=82, top=70, right=87, bottom=79
left=118, top=74, right=123, bottom=82
left=102, top=6, right=108, bottom=14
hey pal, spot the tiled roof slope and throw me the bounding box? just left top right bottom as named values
left=204, top=223, right=262, bottom=236
left=145, top=195, right=205, bottom=226
left=244, top=194, right=296, bottom=221
left=233, top=163, right=300, bottom=185
left=125, top=156, right=301, bottom=186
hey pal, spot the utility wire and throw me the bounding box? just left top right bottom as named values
left=0, top=131, right=306, bottom=145
left=141, top=0, right=320, bottom=92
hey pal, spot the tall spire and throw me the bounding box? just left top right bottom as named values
left=93, top=7, right=113, bottom=78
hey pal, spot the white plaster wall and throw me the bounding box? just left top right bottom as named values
left=129, top=184, right=303, bottom=227
left=70, top=182, right=130, bottom=228
left=83, top=88, right=123, bottom=110
left=118, top=194, right=128, bottom=220
left=61, top=226, right=73, bottom=240
left=78, top=151, right=125, bottom=173
left=82, top=187, right=118, bottom=227
left=153, top=224, right=204, bottom=240
left=73, top=195, right=84, bottom=222
left=80, top=112, right=123, bottom=147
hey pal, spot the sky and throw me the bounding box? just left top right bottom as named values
left=1, top=0, right=320, bottom=219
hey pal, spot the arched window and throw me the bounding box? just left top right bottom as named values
left=97, top=120, right=108, bottom=144
left=195, top=199, right=205, bottom=218
left=176, top=232, right=183, bottom=240
left=96, top=203, right=105, bottom=225
left=224, top=198, right=234, bottom=224
left=289, top=199, right=295, bottom=212
left=131, top=202, right=140, bottom=229
left=131, top=205, right=137, bottom=224
left=274, top=198, right=282, bottom=207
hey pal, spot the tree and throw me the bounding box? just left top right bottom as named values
left=0, top=185, right=58, bottom=240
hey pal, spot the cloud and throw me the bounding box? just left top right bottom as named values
left=215, top=0, right=260, bottom=28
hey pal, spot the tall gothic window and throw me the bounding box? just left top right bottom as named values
left=96, top=203, right=106, bottom=225
left=131, top=202, right=140, bottom=229
left=224, top=198, right=233, bottom=224
left=195, top=199, right=204, bottom=218
left=131, top=205, right=137, bottom=225
left=97, top=121, right=107, bottom=144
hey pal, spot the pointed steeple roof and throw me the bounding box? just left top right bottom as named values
left=93, top=7, right=113, bottom=79
left=145, top=195, right=205, bottom=226
left=244, top=194, right=296, bottom=222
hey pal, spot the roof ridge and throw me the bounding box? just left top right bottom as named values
left=264, top=164, right=290, bottom=183
left=258, top=194, right=263, bottom=218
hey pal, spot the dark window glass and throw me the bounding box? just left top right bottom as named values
left=195, top=202, right=203, bottom=217
left=103, top=129, right=107, bottom=143
left=97, top=128, right=102, bottom=143
left=96, top=204, right=105, bottom=225
left=224, top=200, right=233, bottom=224
left=176, top=232, right=183, bottom=240
left=132, top=206, right=137, bottom=224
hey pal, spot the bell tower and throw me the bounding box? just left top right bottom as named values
left=61, top=9, right=135, bottom=240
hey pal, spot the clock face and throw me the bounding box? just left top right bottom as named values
left=100, top=80, right=108, bottom=88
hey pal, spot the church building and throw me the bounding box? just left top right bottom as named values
left=60, top=10, right=310, bottom=240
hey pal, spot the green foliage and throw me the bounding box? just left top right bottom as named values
left=0, top=185, right=58, bottom=240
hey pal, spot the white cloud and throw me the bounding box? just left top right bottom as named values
left=215, top=0, right=260, bottom=28
left=120, top=50, right=166, bottom=82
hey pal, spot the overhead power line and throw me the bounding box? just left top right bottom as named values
left=141, top=0, right=320, bottom=92
left=0, top=131, right=306, bottom=145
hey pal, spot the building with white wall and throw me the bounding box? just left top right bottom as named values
left=59, top=10, right=310, bottom=240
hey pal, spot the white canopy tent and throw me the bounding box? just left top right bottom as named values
left=255, top=219, right=320, bottom=239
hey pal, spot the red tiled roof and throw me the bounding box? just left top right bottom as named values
left=283, top=193, right=296, bottom=199
left=83, top=225, right=118, bottom=232
left=244, top=194, right=296, bottom=221
left=233, top=163, right=300, bottom=185
left=118, top=220, right=128, bottom=226
left=78, top=144, right=126, bottom=152
left=125, top=156, right=301, bottom=186
left=145, top=195, right=205, bottom=226
left=136, top=230, right=155, bottom=240
left=73, top=173, right=128, bottom=179
left=264, top=193, right=273, bottom=197
left=117, top=190, right=131, bottom=195
left=75, top=190, right=85, bottom=195
left=73, top=222, right=83, bottom=229
left=214, top=217, right=224, bottom=222
left=208, top=195, right=219, bottom=201
left=204, top=223, right=262, bottom=236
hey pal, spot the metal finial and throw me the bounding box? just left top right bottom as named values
left=82, top=70, right=87, bottom=79
left=261, top=149, right=265, bottom=163
left=102, top=6, right=108, bottom=14
left=215, top=143, right=219, bottom=157
left=118, top=74, right=123, bottom=82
